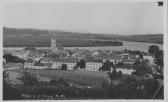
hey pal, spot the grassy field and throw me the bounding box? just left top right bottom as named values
left=12, top=69, right=110, bottom=87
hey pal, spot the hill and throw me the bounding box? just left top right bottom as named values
left=3, top=27, right=163, bottom=47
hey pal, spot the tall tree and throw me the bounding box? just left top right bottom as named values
left=102, top=60, right=113, bottom=71
left=155, top=50, right=163, bottom=67
left=61, top=64, right=67, bottom=70
left=148, top=45, right=159, bottom=56
left=109, top=68, right=118, bottom=80
left=76, top=59, right=86, bottom=69
left=118, top=71, right=123, bottom=78
left=3, top=54, right=25, bottom=64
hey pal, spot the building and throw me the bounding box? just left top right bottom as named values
left=143, top=54, right=155, bottom=64
left=41, top=57, right=76, bottom=70
left=111, top=68, right=135, bottom=74
left=123, top=59, right=135, bottom=64
left=86, top=59, right=102, bottom=71
left=52, top=58, right=76, bottom=70
left=72, top=51, right=91, bottom=60
left=102, top=53, right=122, bottom=64
left=24, top=58, right=48, bottom=69
left=51, top=34, right=58, bottom=53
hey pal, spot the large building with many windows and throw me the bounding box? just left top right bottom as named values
left=86, top=59, right=102, bottom=71
left=51, top=58, right=76, bottom=70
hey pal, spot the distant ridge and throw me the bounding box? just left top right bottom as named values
left=3, top=27, right=163, bottom=47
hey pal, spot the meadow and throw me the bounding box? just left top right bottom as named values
left=13, top=69, right=110, bottom=87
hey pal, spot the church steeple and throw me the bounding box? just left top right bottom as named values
left=51, top=33, right=57, bottom=53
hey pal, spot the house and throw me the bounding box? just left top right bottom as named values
left=143, top=54, right=155, bottom=64
left=121, top=53, right=137, bottom=60
left=28, top=51, right=45, bottom=61
left=52, top=58, right=76, bottom=70
left=86, top=59, right=102, bottom=71
left=72, top=51, right=92, bottom=60
left=112, top=68, right=136, bottom=74
left=102, top=53, right=122, bottom=64
left=32, top=62, right=46, bottom=69
left=40, top=57, right=52, bottom=64
left=91, top=50, right=100, bottom=56
left=94, top=53, right=108, bottom=60
left=122, top=59, right=135, bottom=64
left=24, top=58, right=48, bottom=69
left=120, top=53, right=137, bottom=65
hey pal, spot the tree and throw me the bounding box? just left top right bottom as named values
left=3, top=54, right=25, bottom=64
left=132, top=64, right=152, bottom=77
left=73, top=65, right=78, bottom=70
left=49, top=79, right=58, bottom=85
left=49, top=53, right=60, bottom=58
left=61, top=64, right=67, bottom=70
left=141, top=79, right=159, bottom=98
left=76, top=59, right=86, bottom=69
left=155, top=50, right=163, bottom=67
left=118, top=71, right=123, bottom=78
left=148, top=45, right=159, bottom=56
left=134, top=60, right=142, bottom=65
left=102, top=60, right=113, bottom=71
left=109, top=68, right=118, bottom=80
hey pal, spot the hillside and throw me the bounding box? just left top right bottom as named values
left=3, top=27, right=163, bottom=47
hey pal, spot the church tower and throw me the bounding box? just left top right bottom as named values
left=51, top=34, right=57, bottom=53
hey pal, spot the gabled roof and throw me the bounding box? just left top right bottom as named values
left=86, top=59, right=102, bottom=63
left=52, top=58, right=76, bottom=63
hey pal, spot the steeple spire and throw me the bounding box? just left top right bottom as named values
left=51, top=33, right=57, bottom=53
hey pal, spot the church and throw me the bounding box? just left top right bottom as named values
left=50, top=34, right=64, bottom=53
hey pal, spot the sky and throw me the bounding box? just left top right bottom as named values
left=3, top=2, right=163, bottom=35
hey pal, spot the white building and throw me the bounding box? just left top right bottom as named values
left=24, top=58, right=48, bottom=69
left=102, top=53, right=122, bottom=64
left=111, top=68, right=135, bottom=74
left=123, top=59, right=135, bottom=64
left=86, top=59, right=102, bottom=71
left=52, top=58, right=76, bottom=70
left=143, top=54, right=155, bottom=64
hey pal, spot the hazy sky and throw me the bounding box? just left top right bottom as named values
left=3, top=2, right=163, bottom=35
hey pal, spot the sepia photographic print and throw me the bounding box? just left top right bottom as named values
left=2, top=0, right=167, bottom=101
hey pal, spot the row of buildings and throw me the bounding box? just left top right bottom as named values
left=4, top=36, right=155, bottom=72
left=23, top=51, right=154, bottom=72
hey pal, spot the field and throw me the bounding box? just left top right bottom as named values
left=12, top=69, right=110, bottom=87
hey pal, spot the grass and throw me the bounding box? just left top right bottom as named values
left=12, top=69, right=110, bottom=87
left=4, top=63, right=24, bottom=68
